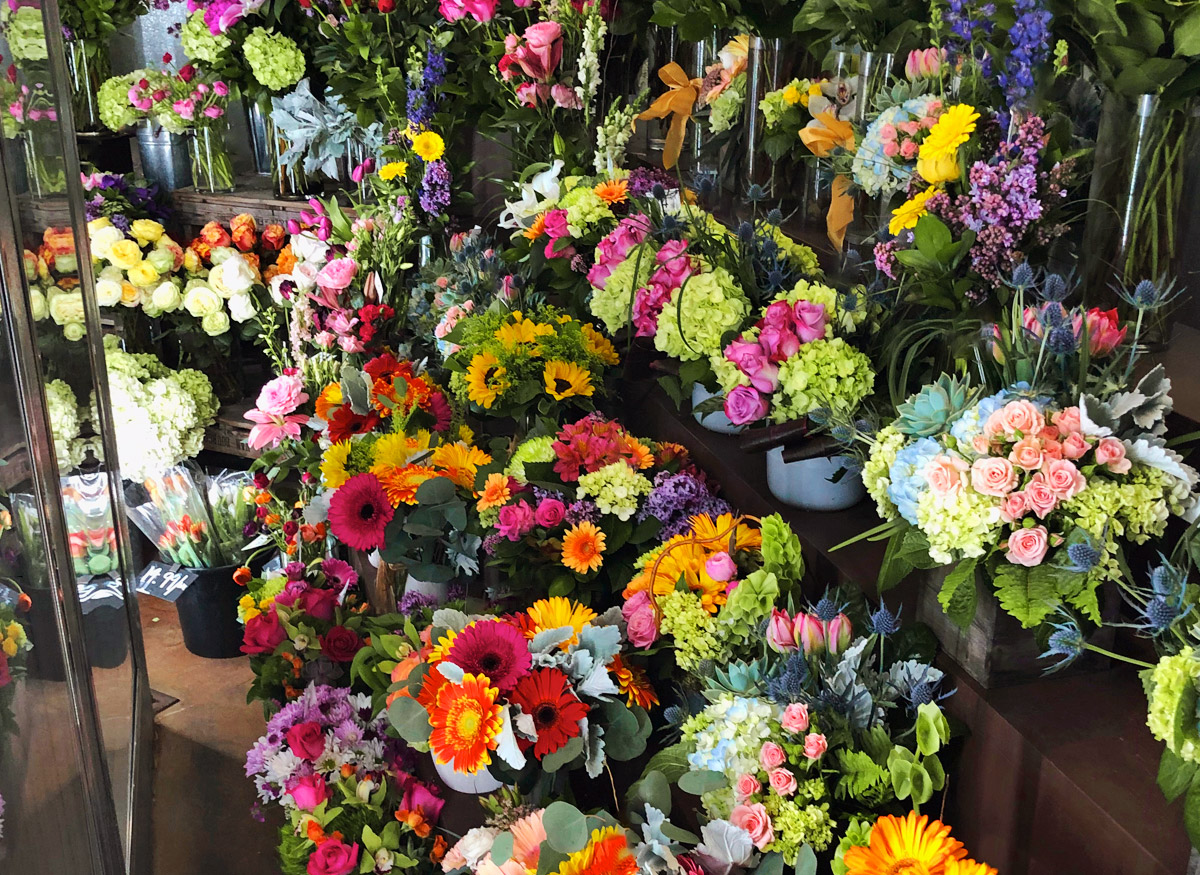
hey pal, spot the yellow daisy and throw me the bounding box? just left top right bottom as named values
left=430, top=442, right=492, bottom=490
left=411, top=131, right=445, bottom=162
left=889, top=185, right=939, bottom=236
left=919, top=103, right=980, bottom=162
left=465, top=350, right=510, bottom=409
left=543, top=360, right=595, bottom=401
left=581, top=323, right=620, bottom=365
left=495, top=317, right=555, bottom=350
left=320, top=441, right=353, bottom=488
left=379, top=161, right=408, bottom=181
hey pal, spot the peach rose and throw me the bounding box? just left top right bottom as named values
left=729, top=803, right=774, bottom=850
left=972, top=433, right=992, bottom=455
left=998, top=491, right=1028, bottom=524
left=971, top=457, right=1017, bottom=496
left=1007, top=525, right=1049, bottom=567
left=1094, top=437, right=1131, bottom=474
left=1009, top=436, right=1044, bottom=471
left=1041, top=438, right=1063, bottom=461
left=996, top=400, right=1044, bottom=439
left=781, top=702, right=810, bottom=734
left=1060, top=432, right=1090, bottom=460
left=925, top=454, right=969, bottom=497
left=768, top=768, right=797, bottom=797
left=759, top=742, right=786, bottom=771
left=1052, top=406, right=1082, bottom=435
left=1043, top=458, right=1086, bottom=500
left=735, top=773, right=761, bottom=801
left=803, top=733, right=828, bottom=760
left=1024, top=474, right=1058, bottom=519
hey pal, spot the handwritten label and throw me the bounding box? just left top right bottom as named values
left=136, top=562, right=200, bottom=603
left=78, top=577, right=126, bottom=614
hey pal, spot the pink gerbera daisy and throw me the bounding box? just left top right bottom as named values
left=327, top=473, right=394, bottom=551
left=443, top=619, right=532, bottom=692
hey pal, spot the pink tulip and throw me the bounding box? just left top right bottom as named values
left=794, top=614, right=825, bottom=655
left=767, top=609, right=797, bottom=652
left=826, top=613, right=852, bottom=655
left=1084, top=308, right=1126, bottom=356
left=905, top=47, right=944, bottom=80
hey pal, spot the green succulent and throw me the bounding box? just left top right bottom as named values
left=894, top=374, right=975, bottom=437
left=703, top=658, right=767, bottom=700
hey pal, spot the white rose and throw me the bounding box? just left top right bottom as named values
left=268, top=274, right=291, bottom=305
left=183, top=286, right=221, bottom=318
left=95, top=278, right=122, bottom=307
left=48, top=290, right=85, bottom=326
left=201, top=310, right=230, bottom=336
left=227, top=292, right=256, bottom=323
left=63, top=322, right=86, bottom=341
left=29, top=288, right=48, bottom=320
left=291, top=261, right=319, bottom=293
left=89, top=226, right=123, bottom=260
left=98, top=265, right=124, bottom=283
left=209, top=255, right=256, bottom=298
left=151, top=282, right=182, bottom=312
left=455, top=829, right=499, bottom=869
left=291, top=232, right=329, bottom=264
left=208, top=245, right=237, bottom=265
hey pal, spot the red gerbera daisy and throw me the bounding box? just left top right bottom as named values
left=443, top=619, right=532, bottom=693
left=510, top=667, right=589, bottom=758
left=327, top=406, right=382, bottom=443
left=327, top=472, right=394, bottom=551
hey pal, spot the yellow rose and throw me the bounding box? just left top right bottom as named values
left=916, top=151, right=959, bottom=185
left=87, top=217, right=112, bottom=234
left=183, top=248, right=203, bottom=273
left=107, top=238, right=143, bottom=270
left=2, top=638, right=16, bottom=657
left=130, top=219, right=164, bottom=245
left=126, top=261, right=160, bottom=287
left=5, top=621, right=21, bottom=641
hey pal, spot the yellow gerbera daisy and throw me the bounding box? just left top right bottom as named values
left=525, top=596, right=597, bottom=647
left=581, top=322, right=620, bottom=365
left=411, top=131, right=446, bottom=162
left=320, top=441, right=353, bottom=488
left=465, top=350, right=510, bottom=409
left=918, top=103, right=980, bottom=161
left=430, top=442, right=492, bottom=490
left=495, top=317, right=555, bottom=350
left=889, top=185, right=939, bottom=236
left=379, top=161, right=408, bottom=181
left=543, top=360, right=595, bottom=401
left=371, top=431, right=425, bottom=472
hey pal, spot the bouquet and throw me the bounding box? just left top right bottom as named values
left=412, top=229, right=510, bottom=360
left=87, top=214, right=186, bottom=320
left=479, top=413, right=729, bottom=604
left=387, top=596, right=657, bottom=782
left=99, top=60, right=232, bottom=136
left=180, top=7, right=306, bottom=97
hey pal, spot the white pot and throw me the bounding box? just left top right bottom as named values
left=765, top=447, right=866, bottom=511
left=405, top=574, right=449, bottom=603
left=434, top=757, right=504, bottom=794
left=692, top=384, right=745, bottom=435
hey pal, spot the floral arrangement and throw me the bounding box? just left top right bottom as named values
left=100, top=58, right=232, bottom=136
left=270, top=79, right=384, bottom=181
left=479, top=413, right=727, bottom=603
left=87, top=214, right=185, bottom=315
left=81, top=171, right=173, bottom=228
left=836, top=812, right=996, bottom=875
left=701, top=36, right=750, bottom=136
left=0, top=591, right=32, bottom=737
left=413, top=229, right=511, bottom=360
left=387, top=596, right=656, bottom=782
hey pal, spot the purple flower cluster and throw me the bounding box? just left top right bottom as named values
left=637, top=471, right=731, bottom=539
left=418, top=159, right=451, bottom=216
left=482, top=532, right=505, bottom=556
left=944, top=0, right=996, bottom=64
left=628, top=166, right=678, bottom=198
left=997, top=0, right=1052, bottom=111
left=82, top=172, right=172, bottom=225
left=406, top=42, right=446, bottom=129
left=398, top=590, right=440, bottom=615
left=565, top=498, right=601, bottom=526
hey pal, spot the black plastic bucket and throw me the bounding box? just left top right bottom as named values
left=174, top=565, right=245, bottom=659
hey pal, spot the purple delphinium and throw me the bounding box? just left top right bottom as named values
left=406, top=42, right=447, bottom=129
left=943, top=0, right=996, bottom=65
left=637, top=470, right=732, bottom=540
left=418, top=159, right=451, bottom=216
left=997, top=0, right=1052, bottom=112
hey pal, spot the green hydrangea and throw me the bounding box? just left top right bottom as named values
left=660, top=589, right=726, bottom=671
left=760, top=513, right=804, bottom=581
left=576, top=461, right=652, bottom=521
left=3, top=6, right=47, bottom=61
left=99, top=74, right=141, bottom=132
left=559, top=185, right=613, bottom=232
left=244, top=28, right=305, bottom=92
left=46, top=378, right=83, bottom=471
left=654, top=267, right=750, bottom=362
left=180, top=10, right=232, bottom=64
left=708, top=75, right=746, bottom=134
left=1146, top=649, right=1200, bottom=763
left=588, top=247, right=656, bottom=334
left=915, top=478, right=1002, bottom=564
left=863, top=425, right=904, bottom=521
left=723, top=568, right=780, bottom=639
left=769, top=228, right=821, bottom=278
left=710, top=349, right=751, bottom=394
left=761, top=80, right=805, bottom=128
left=762, top=795, right=835, bottom=859
left=772, top=338, right=874, bottom=422
left=506, top=435, right=557, bottom=482
left=831, top=818, right=874, bottom=875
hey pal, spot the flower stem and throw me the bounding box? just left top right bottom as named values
left=1084, top=642, right=1154, bottom=670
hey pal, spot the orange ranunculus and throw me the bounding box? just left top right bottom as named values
left=198, top=221, right=232, bottom=248
left=230, top=213, right=257, bottom=251
left=274, top=244, right=297, bottom=275
left=254, top=491, right=273, bottom=505
left=261, top=224, right=286, bottom=251
left=264, top=513, right=281, bottom=526
left=233, top=566, right=252, bottom=586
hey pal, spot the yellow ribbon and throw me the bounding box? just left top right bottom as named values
left=638, top=63, right=701, bottom=171
left=798, top=111, right=857, bottom=250
left=827, top=175, right=855, bottom=251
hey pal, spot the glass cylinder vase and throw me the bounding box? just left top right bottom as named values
left=245, top=88, right=271, bottom=176
left=257, top=93, right=313, bottom=200
left=685, top=33, right=722, bottom=186
left=842, top=49, right=896, bottom=247
left=741, top=35, right=786, bottom=201
left=64, top=40, right=109, bottom=132
left=188, top=124, right=236, bottom=193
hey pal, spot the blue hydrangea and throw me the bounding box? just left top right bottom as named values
left=887, top=437, right=941, bottom=525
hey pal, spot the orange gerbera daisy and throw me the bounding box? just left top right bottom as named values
left=945, top=860, right=997, bottom=875
left=593, top=178, right=629, bottom=205
left=427, top=673, right=504, bottom=774
left=315, top=382, right=344, bottom=422
left=842, top=812, right=966, bottom=875
left=430, top=442, right=492, bottom=491
left=561, top=521, right=607, bottom=574
left=377, top=464, right=439, bottom=506
left=609, top=654, right=659, bottom=709
left=555, top=827, right=637, bottom=875
left=477, top=472, right=513, bottom=511
left=524, top=212, right=548, bottom=240
left=621, top=437, right=655, bottom=470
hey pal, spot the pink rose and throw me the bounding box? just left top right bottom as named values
left=759, top=742, right=786, bottom=770
left=970, top=456, right=1017, bottom=496
left=551, top=83, right=582, bottom=109
left=761, top=300, right=793, bottom=329
left=296, top=587, right=339, bottom=623
left=287, top=774, right=330, bottom=810
left=438, top=0, right=468, bottom=20
left=497, top=500, right=535, bottom=542
left=1094, top=437, right=1131, bottom=474
left=241, top=609, right=286, bottom=654
left=757, top=325, right=800, bottom=361
left=924, top=454, right=969, bottom=497
left=306, top=838, right=360, bottom=875
left=1041, top=438, right=1063, bottom=461
left=998, top=491, right=1028, bottom=524
left=724, top=385, right=769, bottom=426
left=1060, top=432, right=1090, bottom=460
left=747, top=361, right=781, bottom=394
left=729, top=803, right=774, bottom=850
left=792, top=301, right=827, bottom=343
left=256, top=373, right=309, bottom=417
left=794, top=614, right=825, bottom=655
left=621, top=591, right=659, bottom=649
left=767, top=609, right=797, bottom=653
left=996, top=400, right=1044, bottom=439
left=400, top=778, right=445, bottom=824
left=535, top=498, right=566, bottom=528
left=515, top=21, right=563, bottom=81
left=316, top=257, right=357, bottom=293
left=286, top=721, right=327, bottom=762
left=1006, top=525, right=1049, bottom=567
left=1008, top=436, right=1044, bottom=472
left=1024, top=474, right=1058, bottom=519
left=725, top=338, right=768, bottom=375
left=781, top=703, right=809, bottom=734
left=542, top=209, right=571, bottom=240
left=802, top=733, right=828, bottom=760
left=705, top=551, right=737, bottom=582
left=653, top=239, right=694, bottom=290
left=1043, top=458, right=1086, bottom=500
left=1052, top=406, right=1082, bottom=435
left=462, top=0, right=498, bottom=20
left=768, top=768, right=797, bottom=797
left=734, top=773, right=761, bottom=801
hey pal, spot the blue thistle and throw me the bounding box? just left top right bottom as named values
left=869, top=603, right=902, bottom=636
left=1040, top=614, right=1085, bottom=674
left=766, top=208, right=783, bottom=226
left=1065, top=542, right=1101, bottom=572
left=1041, top=272, right=1069, bottom=302
left=1046, top=324, right=1077, bottom=355
left=1010, top=262, right=1035, bottom=290
left=746, top=183, right=767, bottom=203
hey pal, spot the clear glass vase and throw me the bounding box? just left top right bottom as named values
left=188, top=124, right=236, bottom=193
left=841, top=49, right=896, bottom=247
left=64, top=40, right=108, bottom=132
left=741, top=35, right=787, bottom=200
left=258, top=93, right=312, bottom=200
left=685, top=33, right=722, bottom=185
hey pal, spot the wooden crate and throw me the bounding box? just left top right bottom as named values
left=203, top=399, right=258, bottom=460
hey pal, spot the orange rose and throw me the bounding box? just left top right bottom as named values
left=198, top=221, right=232, bottom=248
left=261, top=224, right=286, bottom=251
left=42, top=226, right=75, bottom=256
left=189, top=239, right=211, bottom=263
left=230, top=213, right=257, bottom=251
left=232, top=566, right=252, bottom=586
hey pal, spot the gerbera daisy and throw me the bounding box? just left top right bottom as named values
left=495, top=317, right=555, bottom=350
left=443, top=619, right=532, bottom=692
left=944, top=860, right=997, bottom=875
left=561, top=521, right=607, bottom=575
left=524, top=212, right=548, bottom=241
left=888, top=185, right=938, bottom=236
left=918, top=103, right=979, bottom=161
left=371, top=432, right=427, bottom=472
left=842, top=812, right=966, bottom=875
left=509, top=667, right=589, bottom=758
left=525, top=597, right=597, bottom=647
left=555, top=826, right=637, bottom=875
left=581, top=323, right=620, bottom=366
left=411, top=131, right=446, bottom=162
left=315, top=382, right=344, bottom=422
left=477, top=472, right=513, bottom=511
left=430, top=442, right=492, bottom=490
left=326, top=472, right=395, bottom=551
left=621, top=437, right=655, bottom=470
left=543, top=361, right=595, bottom=401
left=428, top=673, right=504, bottom=774
left=377, top=464, right=439, bottom=506
left=465, top=351, right=510, bottom=409
left=609, top=654, right=659, bottom=709
left=593, top=178, right=629, bottom=206
left=320, top=441, right=353, bottom=488
left=327, top=406, right=382, bottom=443
left=476, top=807, right=546, bottom=875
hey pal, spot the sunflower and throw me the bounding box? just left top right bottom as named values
left=593, top=178, right=629, bottom=205
left=889, top=185, right=939, bottom=236
left=509, top=667, right=589, bottom=758
left=428, top=673, right=504, bottom=774
left=525, top=596, right=597, bottom=647
left=842, top=813, right=966, bottom=875
left=524, top=212, right=548, bottom=240
left=465, top=350, right=511, bottom=409
left=609, top=654, right=659, bottom=709
left=377, top=464, right=439, bottom=506
left=320, top=441, right=354, bottom=488
left=543, top=360, right=595, bottom=401
left=315, top=382, right=344, bottom=422
left=581, top=323, right=620, bottom=366
left=495, top=317, right=555, bottom=350
left=561, top=522, right=607, bottom=575
left=411, top=131, right=446, bottom=162
left=944, top=861, right=997, bottom=875
left=443, top=619, right=532, bottom=692
left=554, top=827, right=637, bottom=875
left=430, top=442, right=492, bottom=490
left=477, top=472, right=513, bottom=511
left=918, top=104, right=979, bottom=161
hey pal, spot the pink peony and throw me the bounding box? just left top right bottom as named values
left=970, top=456, right=1017, bottom=496
left=724, top=385, right=769, bottom=426
left=781, top=703, right=809, bottom=734
left=802, top=733, right=828, bottom=760
left=729, top=803, right=774, bottom=850
left=768, top=768, right=797, bottom=797
left=1043, top=458, right=1086, bottom=500
left=256, top=373, right=308, bottom=417
left=1024, top=474, right=1058, bottom=519
left=287, top=774, right=330, bottom=811
left=759, top=742, right=786, bottom=770
left=924, top=454, right=969, bottom=497
left=621, top=591, right=659, bottom=648
left=734, top=773, right=761, bottom=801
left=792, top=301, right=827, bottom=343
left=1006, top=525, right=1049, bottom=567
left=1094, top=437, right=1131, bottom=474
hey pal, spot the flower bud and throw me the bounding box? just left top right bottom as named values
left=826, top=613, right=852, bottom=655
left=767, top=609, right=797, bottom=653
left=793, top=614, right=825, bottom=655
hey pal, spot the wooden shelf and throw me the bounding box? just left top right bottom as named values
left=171, top=178, right=312, bottom=234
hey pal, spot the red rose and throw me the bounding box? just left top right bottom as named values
left=319, top=626, right=364, bottom=662
left=296, top=587, right=340, bottom=623
left=241, top=609, right=286, bottom=655
left=285, top=720, right=326, bottom=761
left=307, top=838, right=359, bottom=875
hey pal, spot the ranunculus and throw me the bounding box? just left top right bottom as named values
left=183, top=285, right=222, bottom=318
left=241, top=609, right=285, bottom=654
left=1094, top=436, right=1131, bottom=474
left=621, top=590, right=659, bottom=648
left=316, top=257, right=357, bottom=293
left=1008, top=436, right=1044, bottom=472
left=535, top=498, right=566, bottom=528
left=705, top=551, right=737, bottom=582
left=497, top=500, right=535, bottom=542
left=320, top=625, right=364, bottom=662
left=256, top=373, right=308, bottom=416
left=724, top=385, right=768, bottom=426
left=759, top=741, right=786, bottom=770
left=998, top=491, right=1028, bottom=524
left=924, top=453, right=969, bottom=497
left=1024, top=474, right=1058, bottom=519
left=515, top=21, right=563, bottom=81
left=307, top=837, right=360, bottom=875
left=803, top=733, right=828, bottom=759
left=286, top=721, right=327, bottom=762
left=768, top=768, right=797, bottom=797
left=1085, top=308, right=1126, bottom=356
left=1060, top=432, right=1090, bottom=460
left=286, top=774, right=330, bottom=810
left=766, top=608, right=796, bottom=652
left=794, top=614, right=825, bottom=655
left=95, top=278, right=122, bottom=307
left=781, top=702, right=809, bottom=734
left=735, top=773, right=761, bottom=800
left=1043, top=458, right=1086, bottom=500
left=792, top=301, right=827, bottom=343
left=826, top=613, right=852, bottom=655
left=151, top=281, right=182, bottom=312
left=730, top=803, right=774, bottom=850
left=1006, top=525, right=1049, bottom=567
left=971, top=456, right=1017, bottom=496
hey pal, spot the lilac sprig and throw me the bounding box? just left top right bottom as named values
left=637, top=471, right=731, bottom=540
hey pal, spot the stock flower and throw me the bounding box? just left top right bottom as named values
left=842, top=812, right=966, bottom=875
left=465, top=351, right=510, bottom=408
left=443, top=619, right=532, bottom=692
left=561, top=521, right=607, bottom=574
left=544, top=360, right=595, bottom=401
left=919, top=104, right=980, bottom=162
left=525, top=597, right=596, bottom=647
left=889, top=186, right=938, bottom=235
left=326, top=473, right=394, bottom=551
left=510, top=667, right=589, bottom=758
left=428, top=673, right=504, bottom=774
left=411, top=131, right=446, bottom=162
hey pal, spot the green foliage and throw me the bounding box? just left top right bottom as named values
left=938, top=557, right=979, bottom=630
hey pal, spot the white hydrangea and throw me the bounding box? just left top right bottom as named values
left=45, top=378, right=84, bottom=472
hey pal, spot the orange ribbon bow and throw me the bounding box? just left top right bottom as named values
left=637, top=62, right=701, bottom=170
left=799, top=111, right=857, bottom=250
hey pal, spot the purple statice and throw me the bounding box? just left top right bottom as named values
left=418, top=159, right=451, bottom=216
left=565, top=499, right=601, bottom=526
left=628, top=166, right=678, bottom=198
left=637, top=471, right=731, bottom=540
left=997, top=0, right=1052, bottom=112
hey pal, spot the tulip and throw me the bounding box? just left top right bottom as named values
left=793, top=614, right=826, bottom=655
left=1083, top=308, right=1126, bottom=356
left=826, top=613, right=852, bottom=655
left=905, top=47, right=944, bottom=81
left=767, top=609, right=798, bottom=653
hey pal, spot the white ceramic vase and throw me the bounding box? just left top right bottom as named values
left=691, top=383, right=745, bottom=435
left=765, top=447, right=865, bottom=511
